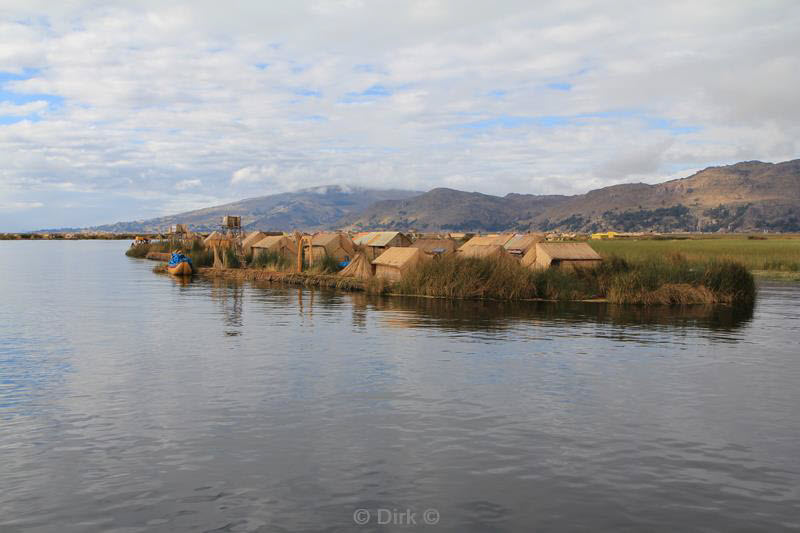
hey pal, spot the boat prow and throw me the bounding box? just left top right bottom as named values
left=167, top=261, right=193, bottom=276
left=167, top=252, right=194, bottom=276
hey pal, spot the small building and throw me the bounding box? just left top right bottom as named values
left=169, top=223, right=189, bottom=235
left=458, top=244, right=506, bottom=259
left=591, top=231, right=617, bottom=240
left=339, top=250, right=374, bottom=280
left=372, top=247, right=425, bottom=282
left=242, top=231, right=268, bottom=255
left=503, top=233, right=544, bottom=257
left=354, top=231, right=412, bottom=260
left=251, top=235, right=298, bottom=259
left=457, top=234, right=514, bottom=258
left=410, top=238, right=458, bottom=257
left=459, top=234, right=514, bottom=249
left=305, top=233, right=356, bottom=264
left=222, top=215, right=241, bottom=229
left=203, top=230, right=233, bottom=248
left=523, top=242, right=602, bottom=270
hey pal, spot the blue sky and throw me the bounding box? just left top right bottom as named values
left=0, top=0, right=799, bottom=231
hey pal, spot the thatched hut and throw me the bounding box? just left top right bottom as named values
left=458, top=234, right=514, bottom=255
left=503, top=233, right=544, bottom=258
left=354, top=231, right=412, bottom=260
left=251, top=235, right=298, bottom=258
left=204, top=230, right=232, bottom=248
left=305, top=233, right=356, bottom=264
left=458, top=244, right=506, bottom=259
left=372, top=247, right=425, bottom=282
left=410, top=238, right=458, bottom=257
left=523, top=242, right=602, bottom=270
left=339, top=250, right=374, bottom=279
left=242, top=231, right=268, bottom=254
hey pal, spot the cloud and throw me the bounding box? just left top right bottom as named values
left=175, top=179, right=201, bottom=190
left=231, top=165, right=278, bottom=185
left=0, top=201, right=44, bottom=211
left=0, top=100, right=48, bottom=116
left=0, top=0, right=798, bottom=229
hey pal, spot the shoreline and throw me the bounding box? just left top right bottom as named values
left=192, top=266, right=671, bottom=305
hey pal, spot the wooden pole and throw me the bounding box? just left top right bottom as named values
left=295, top=231, right=303, bottom=273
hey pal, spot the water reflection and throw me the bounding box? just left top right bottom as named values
left=244, top=284, right=755, bottom=333
left=210, top=278, right=244, bottom=336
left=1, top=242, right=798, bottom=533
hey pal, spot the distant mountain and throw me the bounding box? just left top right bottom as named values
left=78, top=158, right=800, bottom=234
left=343, top=159, right=800, bottom=233
left=345, top=188, right=566, bottom=232
left=91, top=185, right=421, bottom=233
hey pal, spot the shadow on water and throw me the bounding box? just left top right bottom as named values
left=351, top=292, right=753, bottom=331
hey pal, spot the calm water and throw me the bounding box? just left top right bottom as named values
left=1, top=240, right=799, bottom=532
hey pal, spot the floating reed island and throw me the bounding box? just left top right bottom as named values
left=126, top=228, right=756, bottom=306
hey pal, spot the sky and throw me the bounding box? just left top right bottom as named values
left=1, top=0, right=799, bottom=231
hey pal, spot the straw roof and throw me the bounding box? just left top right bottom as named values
left=204, top=231, right=230, bottom=246
left=458, top=244, right=505, bottom=258
left=311, top=232, right=342, bottom=247
left=536, top=242, right=601, bottom=260
left=252, top=235, right=298, bottom=255
left=372, top=246, right=422, bottom=268
left=339, top=251, right=373, bottom=279
left=242, top=231, right=268, bottom=250
left=460, top=234, right=514, bottom=248
left=354, top=231, right=409, bottom=247
left=504, top=233, right=544, bottom=253
left=411, top=238, right=457, bottom=255
left=309, top=232, right=355, bottom=254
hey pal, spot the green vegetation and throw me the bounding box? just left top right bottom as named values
left=223, top=247, right=241, bottom=268
left=125, top=239, right=213, bottom=267
left=250, top=249, right=291, bottom=270
left=307, top=255, right=342, bottom=274
left=396, top=254, right=755, bottom=305
left=589, top=237, right=800, bottom=273
left=125, top=244, right=151, bottom=258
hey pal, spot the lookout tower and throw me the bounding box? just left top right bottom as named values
left=221, top=215, right=242, bottom=240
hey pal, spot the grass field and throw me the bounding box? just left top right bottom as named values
left=589, top=237, right=800, bottom=273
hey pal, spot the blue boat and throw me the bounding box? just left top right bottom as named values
left=167, top=252, right=193, bottom=276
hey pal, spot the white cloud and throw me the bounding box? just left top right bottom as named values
left=0, top=100, right=49, bottom=116
left=231, top=165, right=278, bottom=185
left=0, top=0, right=798, bottom=228
left=175, top=179, right=201, bottom=190
left=0, top=201, right=44, bottom=211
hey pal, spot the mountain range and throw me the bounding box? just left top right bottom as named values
left=88, top=159, right=800, bottom=233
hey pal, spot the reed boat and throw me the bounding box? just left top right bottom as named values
left=167, top=252, right=193, bottom=276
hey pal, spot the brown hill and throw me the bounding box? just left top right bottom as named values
left=344, top=159, right=800, bottom=232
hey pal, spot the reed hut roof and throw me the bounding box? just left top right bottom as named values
left=339, top=250, right=373, bottom=279
left=536, top=242, right=601, bottom=260
left=458, top=244, right=506, bottom=258
left=310, top=232, right=355, bottom=253
left=242, top=231, right=268, bottom=249
left=460, top=234, right=514, bottom=248
left=411, top=238, right=457, bottom=255
left=354, top=231, right=408, bottom=247
left=504, top=233, right=544, bottom=253
left=252, top=235, right=298, bottom=254
left=204, top=231, right=228, bottom=245
left=372, top=246, right=421, bottom=267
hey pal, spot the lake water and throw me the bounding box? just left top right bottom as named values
left=1, top=240, right=799, bottom=532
